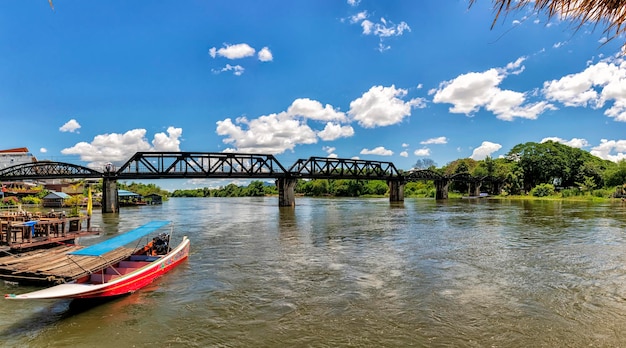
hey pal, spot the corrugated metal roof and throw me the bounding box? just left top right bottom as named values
left=118, top=189, right=141, bottom=197
left=43, top=191, right=71, bottom=199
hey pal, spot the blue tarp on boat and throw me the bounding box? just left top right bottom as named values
left=68, top=220, right=170, bottom=257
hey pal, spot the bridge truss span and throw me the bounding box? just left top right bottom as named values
left=115, top=152, right=288, bottom=179
left=288, top=156, right=401, bottom=180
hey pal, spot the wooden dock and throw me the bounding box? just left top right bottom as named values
left=0, top=245, right=134, bottom=285
left=1, top=213, right=100, bottom=251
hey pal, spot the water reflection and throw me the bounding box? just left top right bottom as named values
left=3, top=197, right=626, bottom=346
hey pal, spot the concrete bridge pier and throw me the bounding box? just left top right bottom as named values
left=102, top=178, right=119, bottom=213
left=388, top=180, right=404, bottom=202
left=469, top=181, right=482, bottom=197
left=435, top=179, right=450, bottom=200
left=276, top=178, right=297, bottom=207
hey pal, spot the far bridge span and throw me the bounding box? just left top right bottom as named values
left=0, top=152, right=502, bottom=212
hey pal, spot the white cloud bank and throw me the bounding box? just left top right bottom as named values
left=216, top=98, right=353, bottom=154
left=591, top=139, right=626, bottom=162
left=431, top=57, right=557, bottom=121
left=216, top=85, right=422, bottom=155
left=470, top=141, right=502, bottom=160
left=421, top=136, right=447, bottom=145
left=61, top=126, right=182, bottom=169
left=361, top=146, right=393, bottom=156
left=543, top=55, right=626, bottom=121
left=349, top=85, right=424, bottom=128
left=541, top=137, right=589, bottom=148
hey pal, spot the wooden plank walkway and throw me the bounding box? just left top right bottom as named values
left=0, top=245, right=134, bottom=285
left=1, top=215, right=101, bottom=251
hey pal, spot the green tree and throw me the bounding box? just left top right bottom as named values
left=576, top=176, right=597, bottom=195
left=530, top=183, right=556, bottom=197
left=244, top=181, right=265, bottom=196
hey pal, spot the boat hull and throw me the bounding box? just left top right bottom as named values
left=5, top=236, right=189, bottom=300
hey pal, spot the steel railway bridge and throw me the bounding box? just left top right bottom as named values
left=0, top=152, right=503, bottom=212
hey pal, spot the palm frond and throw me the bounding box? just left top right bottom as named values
left=470, top=0, right=626, bottom=50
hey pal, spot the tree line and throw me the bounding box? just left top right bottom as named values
left=171, top=141, right=626, bottom=199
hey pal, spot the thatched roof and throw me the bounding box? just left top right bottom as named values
left=471, top=0, right=626, bottom=50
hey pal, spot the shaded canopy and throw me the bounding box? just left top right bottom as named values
left=471, top=0, right=626, bottom=50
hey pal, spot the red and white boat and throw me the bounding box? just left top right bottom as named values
left=4, top=220, right=189, bottom=300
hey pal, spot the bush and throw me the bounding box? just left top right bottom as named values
left=530, top=183, right=556, bottom=197
left=21, top=196, right=41, bottom=205
left=1, top=196, right=19, bottom=205
left=592, top=188, right=611, bottom=198
left=560, top=188, right=580, bottom=198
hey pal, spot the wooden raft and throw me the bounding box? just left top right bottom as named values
left=0, top=245, right=134, bottom=285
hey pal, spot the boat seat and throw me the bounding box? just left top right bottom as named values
left=105, top=267, right=134, bottom=275
left=90, top=273, right=120, bottom=284
left=118, top=260, right=152, bottom=269
left=129, top=255, right=161, bottom=262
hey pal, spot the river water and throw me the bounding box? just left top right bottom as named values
left=2, top=197, right=626, bottom=347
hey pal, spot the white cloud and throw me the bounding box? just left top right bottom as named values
left=590, top=139, right=626, bottom=162
left=258, top=47, right=273, bottom=62
left=212, top=64, right=245, bottom=76
left=216, top=114, right=317, bottom=154
left=60, top=119, right=81, bottom=133
left=399, top=151, right=408, bottom=157
left=323, top=146, right=335, bottom=154
left=542, top=56, right=626, bottom=121
left=361, top=18, right=410, bottom=38
left=216, top=97, right=356, bottom=154
left=318, top=122, right=355, bottom=141
left=350, top=11, right=367, bottom=23
left=323, top=146, right=337, bottom=158
left=287, top=98, right=347, bottom=122
left=346, top=10, right=410, bottom=51
left=347, top=0, right=361, bottom=6
left=414, top=148, right=431, bottom=156
left=470, top=141, right=502, bottom=160
left=209, top=43, right=255, bottom=60
left=349, top=85, right=423, bottom=128
left=61, top=127, right=182, bottom=169
left=152, top=126, right=182, bottom=151
left=360, top=146, right=393, bottom=156
left=421, top=136, right=447, bottom=145
left=402, top=143, right=409, bottom=148
left=540, top=137, right=589, bottom=148
left=40, top=148, right=47, bottom=153
left=432, top=57, right=556, bottom=121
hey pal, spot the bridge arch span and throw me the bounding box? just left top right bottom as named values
left=0, top=161, right=103, bottom=180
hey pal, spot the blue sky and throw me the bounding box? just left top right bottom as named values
left=2, top=1, right=626, bottom=190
